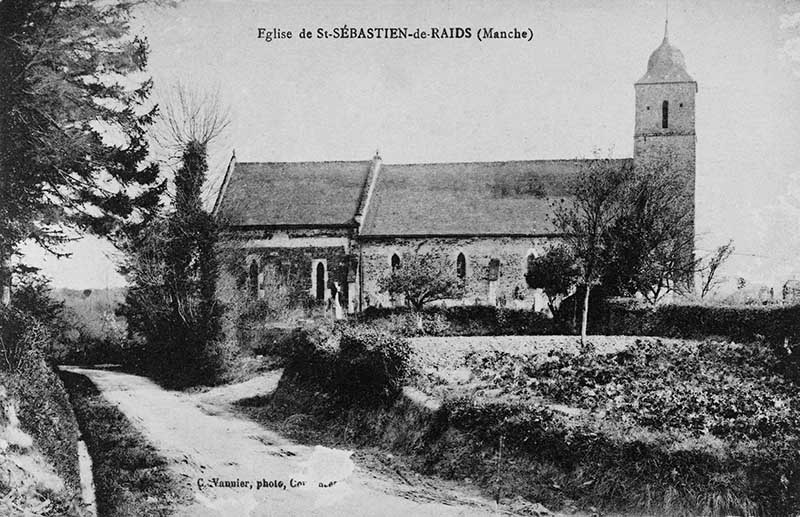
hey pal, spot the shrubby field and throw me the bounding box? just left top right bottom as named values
left=410, top=335, right=800, bottom=515
left=260, top=323, right=800, bottom=516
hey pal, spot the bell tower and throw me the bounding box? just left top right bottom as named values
left=633, top=18, right=697, bottom=282
left=634, top=19, right=697, bottom=185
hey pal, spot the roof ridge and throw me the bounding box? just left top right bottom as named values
left=237, top=160, right=370, bottom=165
left=236, top=157, right=634, bottom=167
left=381, top=157, right=633, bottom=166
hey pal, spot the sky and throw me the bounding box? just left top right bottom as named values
left=21, top=0, right=800, bottom=290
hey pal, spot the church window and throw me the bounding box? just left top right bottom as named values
left=248, top=260, right=259, bottom=298
left=662, top=100, right=669, bottom=128
left=488, top=258, right=500, bottom=281
left=456, top=253, right=466, bottom=279
left=391, top=253, right=401, bottom=271
left=315, top=262, right=325, bottom=301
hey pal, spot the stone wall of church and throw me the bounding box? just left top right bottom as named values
left=634, top=82, right=696, bottom=138
left=634, top=135, right=696, bottom=199
left=357, top=236, right=554, bottom=311
left=215, top=228, right=355, bottom=313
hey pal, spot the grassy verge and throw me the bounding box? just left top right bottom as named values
left=2, top=355, right=81, bottom=491
left=0, top=371, right=84, bottom=517
left=59, top=370, right=192, bottom=517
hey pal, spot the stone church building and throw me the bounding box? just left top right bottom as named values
left=213, top=24, right=697, bottom=314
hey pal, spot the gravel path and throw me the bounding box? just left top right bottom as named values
left=61, top=366, right=511, bottom=517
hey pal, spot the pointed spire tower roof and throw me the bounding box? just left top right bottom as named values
left=636, top=13, right=695, bottom=84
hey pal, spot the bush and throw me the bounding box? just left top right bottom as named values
left=5, top=353, right=82, bottom=490
left=336, top=326, right=411, bottom=402
left=276, top=323, right=411, bottom=404
left=359, top=306, right=561, bottom=336
left=0, top=305, right=82, bottom=491
left=0, top=307, right=39, bottom=369
left=605, top=300, right=800, bottom=344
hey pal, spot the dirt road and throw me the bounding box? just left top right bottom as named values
left=61, top=366, right=515, bottom=517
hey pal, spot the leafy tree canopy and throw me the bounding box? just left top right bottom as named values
left=377, top=251, right=465, bottom=311
left=601, top=155, right=696, bottom=303
left=0, top=0, right=165, bottom=265
left=525, top=245, right=580, bottom=315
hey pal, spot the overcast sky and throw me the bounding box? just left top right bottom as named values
left=21, top=0, right=800, bottom=290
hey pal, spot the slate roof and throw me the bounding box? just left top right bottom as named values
left=215, top=161, right=371, bottom=227
left=360, top=159, right=631, bottom=236
left=215, top=157, right=634, bottom=236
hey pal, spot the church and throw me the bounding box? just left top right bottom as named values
left=213, top=23, right=697, bottom=315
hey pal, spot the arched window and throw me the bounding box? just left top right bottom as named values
left=315, top=262, right=325, bottom=301
left=488, top=258, right=500, bottom=281
left=525, top=249, right=538, bottom=276
left=456, top=253, right=466, bottom=279
left=391, top=253, right=401, bottom=272
left=662, top=100, right=669, bottom=129
left=248, top=260, right=259, bottom=298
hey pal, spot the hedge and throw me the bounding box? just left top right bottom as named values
left=0, top=307, right=81, bottom=491
left=280, top=323, right=412, bottom=404
left=358, top=305, right=562, bottom=336
left=604, top=299, right=800, bottom=344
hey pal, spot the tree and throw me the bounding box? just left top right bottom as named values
left=525, top=245, right=580, bottom=315
left=697, top=240, right=734, bottom=299
left=551, top=153, right=630, bottom=343
left=601, top=156, right=696, bottom=303
left=119, top=84, right=228, bottom=385
left=0, top=0, right=165, bottom=303
left=377, top=252, right=465, bottom=311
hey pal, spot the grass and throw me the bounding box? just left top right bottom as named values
left=59, top=370, right=192, bottom=517
left=248, top=329, right=800, bottom=516
left=413, top=335, right=800, bottom=515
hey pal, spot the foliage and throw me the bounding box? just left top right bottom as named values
left=53, top=287, right=129, bottom=364
left=120, top=83, right=230, bottom=386
left=336, top=326, right=412, bottom=402
left=2, top=351, right=82, bottom=489
left=443, top=394, right=797, bottom=516
left=438, top=337, right=800, bottom=514
left=0, top=372, right=83, bottom=516
left=524, top=245, right=580, bottom=315
left=600, top=155, right=696, bottom=303
left=120, top=141, right=223, bottom=386
left=605, top=300, right=800, bottom=348
left=0, top=0, right=164, bottom=265
left=468, top=338, right=800, bottom=440
left=278, top=323, right=412, bottom=405
left=0, top=270, right=76, bottom=366
left=359, top=306, right=561, bottom=336
left=377, top=251, right=465, bottom=310
left=0, top=272, right=83, bottom=498
left=250, top=326, right=800, bottom=515
left=550, top=153, right=630, bottom=341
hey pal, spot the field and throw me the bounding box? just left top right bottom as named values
left=411, top=335, right=647, bottom=396
left=405, top=335, right=800, bottom=515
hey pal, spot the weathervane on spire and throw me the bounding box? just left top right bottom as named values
left=664, top=0, right=669, bottom=41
